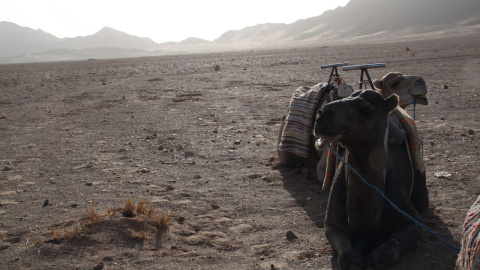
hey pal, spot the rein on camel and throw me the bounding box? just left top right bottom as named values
left=412, top=102, right=425, bottom=158
left=328, top=144, right=460, bottom=252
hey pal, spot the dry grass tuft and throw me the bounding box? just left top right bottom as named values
left=50, top=226, right=81, bottom=242
left=122, top=196, right=136, bottom=218
left=154, top=211, right=172, bottom=230
left=86, top=203, right=102, bottom=227
left=405, top=46, right=411, bottom=51
left=46, top=198, right=172, bottom=244
left=213, top=64, right=221, bottom=71
left=33, top=237, right=44, bottom=247
left=137, top=200, right=146, bottom=214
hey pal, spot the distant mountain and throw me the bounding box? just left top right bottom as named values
left=0, top=21, right=60, bottom=58
left=52, top=27, right=161, bottom=51
left=1, top=0, right=479, bottom=63
left=211, top=0, right=480, bottom=47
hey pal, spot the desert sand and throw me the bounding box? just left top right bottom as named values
left=0, top=35, right=479, bottom=269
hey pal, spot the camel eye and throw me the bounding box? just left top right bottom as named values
left=390, top=77, right=404, bottom=88
left=415, top=79, right=425, bottom=85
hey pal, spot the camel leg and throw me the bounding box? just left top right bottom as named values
left=325, top=165, right=363, bottom=269
left=326, top=227, right=364, bottom=270
left=370, top=222, right=420, bottom=269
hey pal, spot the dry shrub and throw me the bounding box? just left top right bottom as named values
left=154, top=211, right=172, bottom=230
left=50, top=226, right=81, bottom=242
left=137, top=200, right=146, bottom=214
left=87, top=203, right=102, bottom=226
left=405, top=46, right=411, bottom=51
left=33, top=237, right=44, bottom=247
left=213, top=64, right=221, bottom=71
left=46, top=198, right=172, bottom=244
left=122, top=197, right=136, bottom=218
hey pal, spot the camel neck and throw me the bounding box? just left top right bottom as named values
left=344, top=121, right=389, bottom=233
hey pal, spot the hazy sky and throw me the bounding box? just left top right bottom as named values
left=1, top=0, right=350, bottom=43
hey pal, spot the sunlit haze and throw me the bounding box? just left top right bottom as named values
left=1, top=0, right=350, bottom=43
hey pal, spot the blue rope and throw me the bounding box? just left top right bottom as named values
left=328, top=144, right=460, bottom=252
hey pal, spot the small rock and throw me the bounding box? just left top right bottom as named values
left=177, top=216, right=186, bottom=224
left=434, top=171, right=452, bottom=179
left=443, top=84, right=449, bottom=89
left=468, top=129, right=475, bottom=135
left=247, top=174, right=262, bottom=179
left=194, top=174, right=201, bottom=179
left=139, top=168, right=150, bottom=174
left=286, top=230, right=298, bottom=240
left=102, top=256, right=114, bottom=262
left=85, top=182, right=93, bottom=186
left=184, top=151, right=195, bottom=158
left=42, top=200, right=49, bottom=207
left=93, top=262, right=104, bottom=270
left=0, top=243, right=10, bottom=251
left=234, top=140, right=241, bottom=145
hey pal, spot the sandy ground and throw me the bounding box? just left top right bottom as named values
left=0, top=35, right=479, bottom=269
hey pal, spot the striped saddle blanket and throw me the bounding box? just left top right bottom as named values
left=278, top=83, right=328, bottom=159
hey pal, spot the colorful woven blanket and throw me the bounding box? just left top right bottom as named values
left=456, top=195, right=480, bottom=270
left=278, top=83, right=327, bottom=159
left=391, top=107, right=425, bottom=173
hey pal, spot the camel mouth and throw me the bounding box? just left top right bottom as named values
left=414, top=94, right=428, bottom=105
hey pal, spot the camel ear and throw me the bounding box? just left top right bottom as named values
left=385, top=94, right=399, bottom=113
left=373, top=79, right=383, bottom=90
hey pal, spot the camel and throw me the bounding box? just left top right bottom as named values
left=314, top=90, right=429, bottom=269
left=277, top=72, right=429, bottom=183
left=373, top=72, right=428, bottom=109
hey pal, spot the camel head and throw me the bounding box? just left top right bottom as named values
left=373, top=72, right=428, bottom=109
left=314, top=89, right=398, bottom=150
